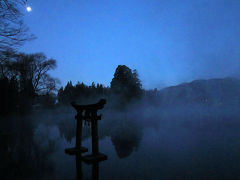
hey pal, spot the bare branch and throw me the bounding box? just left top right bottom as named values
left=0, top=0, right=35, bottom=52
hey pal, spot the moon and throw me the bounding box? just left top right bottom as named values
left=26, top=6, right=32, bottom=12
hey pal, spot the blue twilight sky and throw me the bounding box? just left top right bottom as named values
left=20, top=0, right=240, bottom=89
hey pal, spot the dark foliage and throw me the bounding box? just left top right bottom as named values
left=110, top=65, right=143, bottom=107
left=57, top=65, right=144, bottom=108
left=0, top=77, right=18, bottom=115
left=0, top=51, right=58, bottom=115
left=57, top=81, right=110, bottom=105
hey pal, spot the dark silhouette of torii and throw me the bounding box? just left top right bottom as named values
left=71, top=99, right=106, bottom=120
left=65, top=99, right=107, bottom=163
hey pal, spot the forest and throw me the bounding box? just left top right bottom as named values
left=0, top=50, right=158, bottom=115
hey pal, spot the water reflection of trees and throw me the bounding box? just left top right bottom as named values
left=58, top=119, right=76, bottom=143
left=109, top=117, right=143, bottom=159
left=58, top=118, right=91, bottom=143
left=56, top=112, right=143, bottom=159
left=0, top=116, right=55, bottom=180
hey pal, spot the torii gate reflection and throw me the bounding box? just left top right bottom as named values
left=65, top=99, right=108, bottom=179
left=76, top=154, right=100, bottom=180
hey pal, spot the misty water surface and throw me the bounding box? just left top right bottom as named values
left=1, top=105, right=240, bottom=180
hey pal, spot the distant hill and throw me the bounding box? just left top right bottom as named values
left=158, top=78, right=240, bottom=106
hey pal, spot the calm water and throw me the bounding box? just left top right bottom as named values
left=1, top=106, right=240, bottom=179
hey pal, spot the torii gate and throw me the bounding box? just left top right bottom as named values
left=65, top=99, right=107, bottom=163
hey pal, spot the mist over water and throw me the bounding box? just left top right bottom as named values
left=1, top=101, right=240, bottom=179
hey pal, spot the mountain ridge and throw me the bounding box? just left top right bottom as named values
left=158, top=77, right=240, bottom=106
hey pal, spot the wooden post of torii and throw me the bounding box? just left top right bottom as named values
left=65, top=99, right=107, bottom=163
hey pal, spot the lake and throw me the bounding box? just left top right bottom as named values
left=1, top=106, right=240, bottom=179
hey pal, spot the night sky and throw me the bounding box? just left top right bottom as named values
left=20, top=0, right=240, bottom=89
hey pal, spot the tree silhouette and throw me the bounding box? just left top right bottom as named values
left=110, top=65, right=142, bottom=106
left=110, top=117, right=143, bottom=158
left=57, top=65, right=143, bottom=107
left=14, top=53, right=58, bottom=94
left=57, top=81, right=109, bottom=105
left=0, top=51, right=58, bottom=114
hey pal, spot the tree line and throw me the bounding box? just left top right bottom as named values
left=0, top=49, right=145, bottom=115
left=57, top=65, right=143, bottom=108
left=0, top=0, right=159, bottom=116
left=0, top=48, right=158, bottom=115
